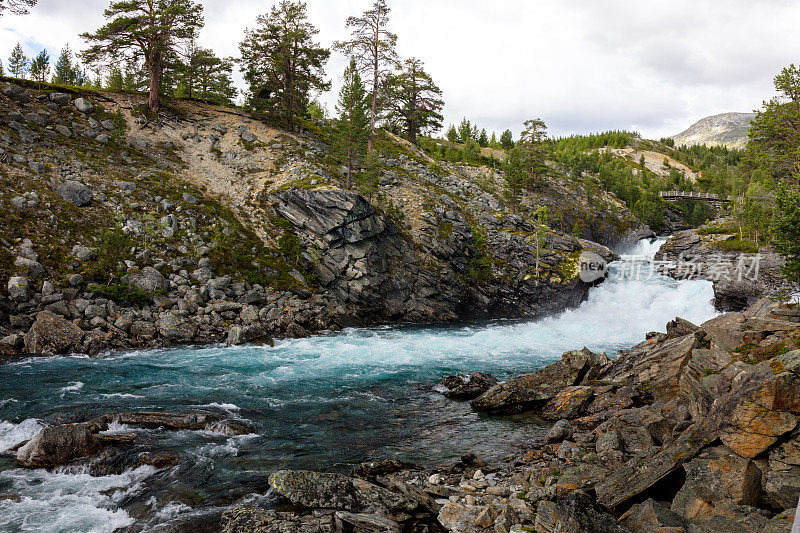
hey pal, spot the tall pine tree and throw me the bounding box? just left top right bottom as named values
left=82, top=0, right=204, bottom=112
left=8, top=42, right=27, bottom=78
left=52, top=45, right=80, bottom=85
left=333, top=58, right=370, bottom=190
left=334, top=0, right=398, bottom=152
left=239, top=1, right=329, bottom=129
left=379, top=58, right=443, bottom=145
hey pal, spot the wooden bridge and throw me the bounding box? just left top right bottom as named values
left=659, top=191, right=734, bottom=203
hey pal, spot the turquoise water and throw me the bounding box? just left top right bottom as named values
left=0, top=239, right=719, bottom=532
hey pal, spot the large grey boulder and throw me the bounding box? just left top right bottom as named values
left=14, top=256, right=44, bottom=279
left=157, top=312, right=198, bottom=342
left=16, top=424, right=102, bottom=467
left=24, top=310, right=84, bottom=355
left=73, top=97, right=94, bottom=114
left=8, top=276, right=31, bottom=302
left=125, top=266, right=168, bottom=295
left=56, top=181, right=93, bottom=206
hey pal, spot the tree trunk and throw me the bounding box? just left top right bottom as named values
left=147, top=51, right=162, bottom=113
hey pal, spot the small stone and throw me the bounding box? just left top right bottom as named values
left=55, top=125, right=72, bottom=137
left=182, top=192, right=199, bottom=204
left=546, top=419, right=573, bottom=443
left=96, top=133, right=110, bottom=144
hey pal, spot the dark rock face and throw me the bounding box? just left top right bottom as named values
left=534, top=491, right=629, bottom=533
left=272, top=189, right=614, bottom=326
left=24, top=310, right=84, bottom=355
left=16, top=424, right=102, bottom=468
left=436, top=372, right=498, bottom=400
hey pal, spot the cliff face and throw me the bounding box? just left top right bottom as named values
left=671, top=112, right=755, bottom=149
left=0, top=80, right=646, bottom=355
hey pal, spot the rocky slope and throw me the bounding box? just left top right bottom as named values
left=0, top=80, right=650, bottom=357
left=671, top=112, right=755, bottom=149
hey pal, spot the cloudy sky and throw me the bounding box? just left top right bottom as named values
left=2, top=0, right=799, bottom=139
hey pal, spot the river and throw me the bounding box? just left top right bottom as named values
left=0, top=238, right=719, bottom=532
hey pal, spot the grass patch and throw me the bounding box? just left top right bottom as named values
left=715, top=239, right=760, bottom=253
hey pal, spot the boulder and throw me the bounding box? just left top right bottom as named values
left=13, top=257, right=44, bottom=279
left=712, top=351, right=800, bottom=458
left=604, top=333, right=698, bottom=403
left=157, top=312, right=198, bottom=342
left=667, top=317, right=700, bottom=339
left=125, top=266, right=168, bottom=295
left=763, top=433, right=800, bottom=510
left=24, top=311, right=84, bottom=355
left=16, top=424, right=102, bottom=467
left=546, top=419, right=573, bottom=443
left=138, top=452, right=182, bottom=469
left=268, top=470, right=418, bottom=514
left=73, top=97, right=94, bottom=114
left=471, top=348, right=606, bottom=413
left=437, top=503, right=485, bottom=533
left=619, top=498, right=690, bottom=532
left=436, top=372, right=499, bottom=400
left=110, top=411, right=222, bottom=430
left=49, top=92, right=70, bottom=105
left=670, top=449, right=762, bottom=520
left=56, top=180, right=93, bottom=206
left=595, top=422, right=716, bottom=512
left=542, top=385, right=594, bottom=420
left=7, top=276, right=30, bottom=302
left=533, top=491, right=629, bottom=533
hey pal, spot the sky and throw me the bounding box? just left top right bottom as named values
left=2, top=0, right=799, bottom=139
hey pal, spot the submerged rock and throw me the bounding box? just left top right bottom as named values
left=436, top=372, right=498, bottom=400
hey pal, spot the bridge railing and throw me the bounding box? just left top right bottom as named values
left=658, top=191, right=733, bottom=202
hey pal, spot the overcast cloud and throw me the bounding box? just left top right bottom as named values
left=2, top=0, right=798, bottom=139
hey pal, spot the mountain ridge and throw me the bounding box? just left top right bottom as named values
left=671, top=111, right=755, bottom=149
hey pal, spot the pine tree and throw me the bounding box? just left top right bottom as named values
left=334, top=0, right=398, bottom=152
left=446, top=124, right=458, bottom=143
left=0, top=0, right=37, bottom=16
left=478, top=129, right=489, bottom=147
left=82, top=0, right=204, bottom=112
left=239, top=1, right=330, bottom=129
left=28, top=49, right=50, bottom=82
left=503, top=118, right=550, bottom=197
left=379, top=58, right=443, bottom=144
left=458, top=118, right=473, bottom=143
left=106, top=66, right=124, bottom=91
left=0, top=58, right=3, bottom=76
left=500, top=129, right=514, bottom=149
left=332, top=58, right=370, bottom=190
left=52, top=45, right=80, bottom=85
left=490, top=132, right=497, bottom=147
left=8, top=42, right=27, bottom=78
left=192, top=49, right=236, bottom=104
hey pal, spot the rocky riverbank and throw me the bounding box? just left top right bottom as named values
left=655, top=222, right=798, bottom=311
left=1, top=81, right=647, bottom=358
left=211, top=296, right=800, bottom=532
left=5, top=295, right=798, bottom=532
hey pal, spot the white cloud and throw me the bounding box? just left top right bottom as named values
left=2, top=0, right=798, bottom=138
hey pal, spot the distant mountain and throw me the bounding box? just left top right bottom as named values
left=671, top=112, right=755, bottom=149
